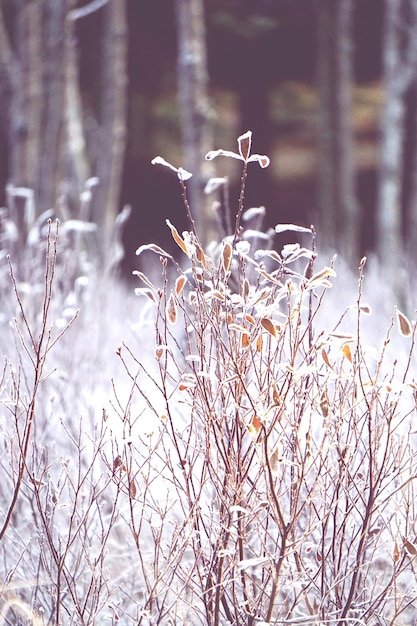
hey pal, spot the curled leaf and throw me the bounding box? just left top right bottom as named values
left=136, top=243, right=172, bottom=258
left=166, top=219, right=189, bottom=256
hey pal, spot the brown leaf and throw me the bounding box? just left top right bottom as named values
left=321, top=348, right=332, bottom=369
left=195, top=242, right=207, bottom=267
left=242, top=278, right=250, bottom=301
left=222, top=241, right=233, bottom=272
left=129, top=478, right=137, bottom=499
left=320, top=390, right=329, bottom=417
left=113, top=456, right=123, bottom=472
left=396, top=308, right=412, bottom=337
left=402, top=535, right=417, bottom=556
left=261, top=317, right=277, bottom=338
left=166, top=219, right=189, bottom=256
left=238, top=131, right=251, bottom=161
left=167, top=293, right=178, bottom=324
left=256, top=335, right=263, bottom=352
left=251, top=414, right=262, bottom=433
left=175, top=275, right=187, bottom=296
left=241, top=332, right=250, bottom=349
left=271, top=382, right=281, bottom=405
left=393, top=539, right=400, bottom=562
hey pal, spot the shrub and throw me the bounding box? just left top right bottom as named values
left=1, top=132, right=417, bottom=625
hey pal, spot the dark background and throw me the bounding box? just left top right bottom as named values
left=106, top=0, right=383, bottom=273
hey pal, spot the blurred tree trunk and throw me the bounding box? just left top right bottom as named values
left=403, top=81, right=417, bottom=253
left=316, top=0, right=359, bottom=263
left=175, top=0, right=214, bottom=245
left=88, top=0, right=128, bottom=261
left=0, top=0, right=128, bottom=267
left=377, top=0, right=417, bottom=267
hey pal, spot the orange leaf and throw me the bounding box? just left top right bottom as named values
left=256, top=335, right=263, bottom=352
left=241, top=332, right=250, bottom=348
left=166, top=219, right=189, bottom=256
left=250, top=414, right=262, bottom=433
left=271, top=382, right=281, bottom=405
left=175, top=275, right=187, bottom=296
left=342, top=344, right=352, bottom=363
left=261, top=318, right=277, bottom=338
left=195, top=242, right=207, bottom=268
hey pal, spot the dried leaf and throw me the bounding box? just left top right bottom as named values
left=251, top=414, right=262, bottom=433
left=393, top=539, right=400, bottom=562
left=342, top=344, right=352, bottom=363
left=274, top=224, right=313, bottom=234
left=320, top=390, right=329, bottom=417
left=269, top=447, right=281, bottom=474
left=222, top=241, right=233, bottom=272
left=242, top=278, right=250, bottom=301
left=248, top=287, right=271, bottom=306
left=166, top=219, right=189, bottom=256
left=102, top=408, right=108, bottom=422
left=136, top=243, right=172, bottom=258
left=113, top=456, right=123, bottom=472
left=195, top=242, right=207, bottom=267
left=261, top=317, right=277, bottom=338
left=254, top=248, right=282, bottom=263
left=129, top=478, right=137, bottom=499
left=132, top=270, right=157, bottom=290
left=167, top=293, right=178, bottom=324
left=402, top=535, right=417, bottom=556
left=271, top=382, right=281, bottom=405
left=154, top=345, right=166, bottom=359
left=238, top=130, right=252, bottom=161
left=229, top=323, right=249, bottom=334
left=241, top=333, right=250, bottom=349
left=256, top=335, right=263, bottom=352
left=321, top=348, right=332, bottom=369
left=134, top=288, right=157, bottom=303
left=396, top=308, right=412, bottom=337
left=175, top=275, right=187, bottom=296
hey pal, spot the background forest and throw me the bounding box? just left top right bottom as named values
left=1, top=0, right=415, bottom=277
